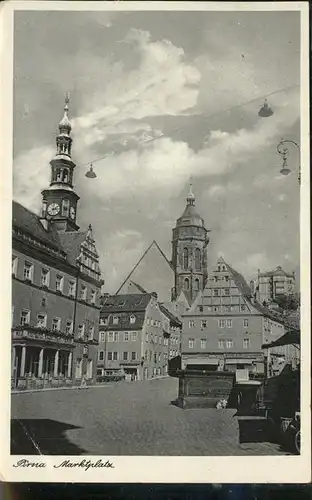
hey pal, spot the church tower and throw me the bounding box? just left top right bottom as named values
left=41, top=94, right=80, bottom=232
left=171, top=183, right=210, bottom=304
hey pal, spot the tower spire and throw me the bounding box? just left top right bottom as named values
left=56, top=92, right=72, bottom=157
left=186, top=177, right=195, bottom=206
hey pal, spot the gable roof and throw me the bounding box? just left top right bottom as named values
left=225, top=262, right=253, bottom=299
left=58, top=230, right=87, bottom=266
left=12, top=201, right=64, bottom=253
left=115, top=240, right=174, bottom=302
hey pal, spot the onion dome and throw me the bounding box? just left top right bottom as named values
left=58, top=93, right=72, bottom=134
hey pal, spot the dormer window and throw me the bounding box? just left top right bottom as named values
left=130, top=315, right=136, bottom=324
left=113, top=316, right=119, bottom=325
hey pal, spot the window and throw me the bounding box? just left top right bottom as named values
left=195, top=248, right=201, bottom=271
left=226, top=339, right=233, bottom=348
left=88, top=324, right=94, bottom=340
left=36, top=313, right=47, bottom=328
left=213, top=306, right=219, bottom=312
left=124, top=332, right=129, bottom=342
left=62, top=199, right=70, bottom=217
left=68, top=280, right=76, bottom=297
left=100, top=317, right=108, bottom=326
left=131, top=331, right=137, bottom=341
left=189, top=320, right=195, bottom=328
left=154, top=352, right=157, bottom=363
left=225, top=276, right=229, bottom=282
left=158, top=353, right=161, bottom=362
left=122, top=351, right=128, bottom=361
left=100, top=332, right=106, bottom=342
left=12, top=255, right=18, bottom=276
left=113, top=352, right=118, bottom=361
left=65, top=320, right=73, bottom=335
left=243, top=339, right=250, bottom=349
left=90, top=289, right=96, bottom=304
left=201, top=320, right=207, bottom=328
left=240, top=304, right=246, bottom=311
left=23, top=261, right=33, bottom=282
left=130, top=314, right=136, bottom=324
left=98, top=351, right=104, bottom=361
left=77, top=324, right=85, bottom=337
left=219, top=319, right=225, bottom=328
left=198, top=305, right=203, bottom=313
left=41, top=268, right=50, bottom=287
left=114, top=332, right=119, bottom=342
left=112, top=316, right=119, bottom=325
left=52, top=318, right=61, bottom=331
left=80, top=285, right=87, bottom=301
left=200, top=339, right=206, bottom=349
left=214, top=276, right=219, bottom=282
left=146, top=318, right=150, bottom=325
left=55, top=275, right=64, bottom=292
left=226, top=319, right=232, bottom=328
left=194, top=278, right=200, bottom=292
left=243, top=319, right=249, bottom=328
left=145, top=332, right=149, bottom=342
left=188, top=338, right=194, bottom=349
left=107, top=352, right=112, bottom=361
left=131, top=352, right=136, bottom=361
left=224, top=288, right=230, bottom=296
left=184, top=278, right=190, bottom=291
left=108, top=332, right=114, bottom=342
left=213, top=289, right=219, bottom=297
left=218, top=340, right=225, bottom=349
left=159, top=336, right=162, bottom=345
left=183, top=247, right=189, bottom=269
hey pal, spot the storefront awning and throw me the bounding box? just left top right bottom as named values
left=186, top=358, right=219, bottom=366
left=262, top=330, right=300, bottom=349
left=226, top=359, right=253, bottom=364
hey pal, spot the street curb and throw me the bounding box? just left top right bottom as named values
left=11, top=376, right=170, bottom=394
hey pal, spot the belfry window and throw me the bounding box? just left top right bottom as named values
left=183, top=248, right=189, bottom=270
left=62, top=199, right=69, bottom=217
left=184, top=278, right=190, bottom=290
left=194, top=278, right=200, bottom=291
left=195, top=248, right=201, bottom=271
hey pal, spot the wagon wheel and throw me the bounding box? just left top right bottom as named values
left=295, top=430, right=300, bottom=454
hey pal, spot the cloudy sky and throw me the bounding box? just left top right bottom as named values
left=13, top=8, right=301, bottom=292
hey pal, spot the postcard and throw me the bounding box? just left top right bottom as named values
left=0, top=0, right=310, bottom=483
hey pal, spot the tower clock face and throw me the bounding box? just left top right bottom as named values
left=47, top=203, right=60, bottom=216
left=70, top=206, right=76, bottom=219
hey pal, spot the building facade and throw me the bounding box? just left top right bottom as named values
left=98, top=293, right=181, bottom=381
left=171, top=185, right=210, bottom=305
left=255, top=266, right=296, bottom=304
left=11, top=97, right=103, bottom=390
left=180, top=256, right=285, bottom=375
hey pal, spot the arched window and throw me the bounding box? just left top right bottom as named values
left=195, top=248, right=201, bottom=270
left=183, top=248, right=189, bottom=270
left=194, top=278, right=200, bottom=291
left=62, top=199, right=69, bottom=217
left=184, top=278, right=190, bottom=290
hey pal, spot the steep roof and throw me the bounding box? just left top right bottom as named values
left=225, top=262, right=253, bottom=299
left=58, top=230, right=87, bottom=266
left=12, top=201, right=64, bottom=253
left=116, top=240, right=174, bottom=302
left=101, top=293, right=151, bottom=313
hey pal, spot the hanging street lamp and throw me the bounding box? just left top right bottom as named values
left=258, top=98, right=274, bottom=117
left=276, top=139, right=301, bottom=185
left=85, top=163, right=97, bottom=179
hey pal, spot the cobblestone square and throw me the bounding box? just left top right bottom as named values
left=11, top=378, right=287, bottom=456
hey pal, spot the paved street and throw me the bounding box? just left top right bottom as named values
left=11, top=377, right=288, bottom=456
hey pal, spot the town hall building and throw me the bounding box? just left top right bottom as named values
left=11, top=95, right=104, bottom=390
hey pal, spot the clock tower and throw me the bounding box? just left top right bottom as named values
left=41, top=94, right=80, bottom=232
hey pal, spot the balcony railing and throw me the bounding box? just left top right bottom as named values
left=12, top=326, right=75, bottom=346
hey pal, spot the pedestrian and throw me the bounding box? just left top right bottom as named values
left=79, top=375, right=87, bottom=389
